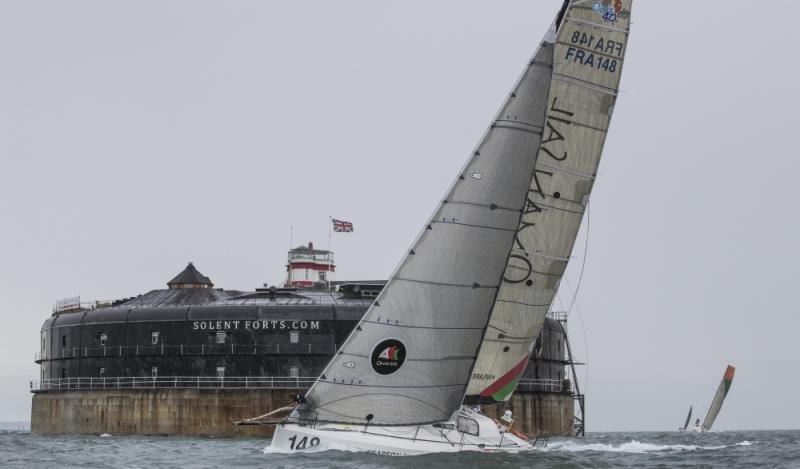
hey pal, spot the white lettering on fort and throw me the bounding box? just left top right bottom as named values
left=191, top=320, right=320, bottom=331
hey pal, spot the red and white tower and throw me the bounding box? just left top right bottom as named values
left=284, top=242, right=335, bottom=288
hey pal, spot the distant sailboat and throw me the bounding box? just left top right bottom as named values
left=696, top=365, right=735, bottom=432
left=679, top=406, right=692, bottom=431
left=269, top=0, right=634, bottom=455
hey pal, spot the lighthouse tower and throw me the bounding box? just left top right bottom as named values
left=284, top=242, right=335, bottom=288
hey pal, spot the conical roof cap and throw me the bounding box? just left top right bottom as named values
left=167, top=262, right=213, bottom=288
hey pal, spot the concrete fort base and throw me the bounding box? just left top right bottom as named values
left=32, top=389, right=574, bottom=438
left=31, top=389, right=301, bottom=437
left=483, top=392, right=575, bottom=437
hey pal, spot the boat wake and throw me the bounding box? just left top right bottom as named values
left=542, top=440, right=755, bottom=454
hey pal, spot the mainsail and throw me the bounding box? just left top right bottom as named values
left=465, top=0, right=634, bottom=403
left=701, top=365, right=735, bottom=432
left=296, top=9, right=565, bottom=428
left=681, top=406, right=693, bottom=431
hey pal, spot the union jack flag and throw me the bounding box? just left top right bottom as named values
left=332, top=218, right=354, bottom=232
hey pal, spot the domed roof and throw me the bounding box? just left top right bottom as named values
left=167, top=262, right=214, bottom=289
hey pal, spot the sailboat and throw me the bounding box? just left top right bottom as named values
left=270, top=0, right=633, bottom=455
left=678, top=406, right=692, bottom=431
left=694, top=365, right=735, bottom=433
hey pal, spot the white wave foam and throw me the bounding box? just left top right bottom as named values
left=262, top=446, right=290, bottom=454
left=100, top=433, right=112, bottom=438
left=543, top=439, right=753, bottom=454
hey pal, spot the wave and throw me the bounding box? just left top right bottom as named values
left=543, top=440, right=755, bottom=454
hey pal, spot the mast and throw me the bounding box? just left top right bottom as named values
left=465, top=0, right=634, bottom=404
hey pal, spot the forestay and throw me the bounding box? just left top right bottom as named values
left=465, top=0, right=634, bottom=403
left=296, top=11, right=562, bottom=426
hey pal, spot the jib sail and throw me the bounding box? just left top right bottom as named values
left=465, top=0, right=634, bottom=404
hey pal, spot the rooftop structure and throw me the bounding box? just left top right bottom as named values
left=167, top=262, right=214, bottom=289
left=285, top=242, right=335, bottom=288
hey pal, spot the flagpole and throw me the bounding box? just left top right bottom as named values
left=327, top=215, right=332, bottom=292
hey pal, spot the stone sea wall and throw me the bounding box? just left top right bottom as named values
left=32, top=390, right=574, bottom=437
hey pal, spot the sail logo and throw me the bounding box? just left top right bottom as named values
left=592, top=0, right=623, bottom=23
left=371, top=339, right=406, bottom=375
left=379, top=346, right=400, bottom=360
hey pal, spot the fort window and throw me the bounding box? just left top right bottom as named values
left=61, top=335, right=66, bottom=347
left=151, top=331, right=159, bottom=345
left=289, top=330, right=299, bottom=344
left=289, top=366, right=299, bottom=378
left=216, top=366, right=225, bottom=378
left=99, top=368, right=105, bottom=378
left=151, top=367, right=158, bottom=378
left=216, top=331, right=227, bottom=344
left=61, top=368, right=66, bottom=378
left=99, top=333, right=107, bottom=346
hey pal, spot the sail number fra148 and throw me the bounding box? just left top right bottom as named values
left=565, top=31, right=623, bottom=73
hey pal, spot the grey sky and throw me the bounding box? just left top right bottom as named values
left=1, top=0, right=797, bottom=431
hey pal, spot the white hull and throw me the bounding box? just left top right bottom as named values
left=269, top=408, right=532, bottom=456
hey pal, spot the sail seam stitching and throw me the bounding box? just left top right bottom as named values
left=360, top=320, right=484, bottom=331
left=552, top=73, right=618, bottom=96
left=393, top=277, right=498, bottom=289
left=430, top=220, right=516, bottom=233
left=564, top=16, right=630, bottom=34
left=537, top=161, right=596, bottom=180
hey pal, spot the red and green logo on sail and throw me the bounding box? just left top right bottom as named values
left=379, top=346, right=400, bottom=360
left=479, top=355, right=529, bottom=402
left=371, top=339, right=406, bottom=375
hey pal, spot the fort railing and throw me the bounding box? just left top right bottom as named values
left=35, top=343, right=337, bottom=363
left=516, top=379, right=568, bottom=393
left=30, top=376, right=570, bottom=394
left=29, top=376, right=317, bottom=392
left=546, top=311, right=569, bottom=322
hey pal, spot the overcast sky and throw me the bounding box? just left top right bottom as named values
left=1, top=0, right=798, bottom=431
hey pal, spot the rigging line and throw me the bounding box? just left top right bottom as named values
left=496, top=299, right=550, bottom=308
left=563, top=201, right=592, bottom=402
left=567, top=201, right=590, bottom=315
left=564, top=279, right=590, bottom=409
left=318, top=381, right=467, bottom=389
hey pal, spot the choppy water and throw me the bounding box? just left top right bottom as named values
left=1, top=430, right=798, bottom=468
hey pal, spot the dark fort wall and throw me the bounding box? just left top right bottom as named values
left=33, top=287, right=574, bottom=437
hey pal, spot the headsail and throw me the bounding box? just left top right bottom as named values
left=465, top=0, right=634, bottom=403
left=701, top=365, right=735, bottom=432
left=296, top=8, right=565, bottom=426
left=681, top=406, right=692, bottom=431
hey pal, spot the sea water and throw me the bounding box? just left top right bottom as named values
left=1, top=429, right=797, bottom=468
